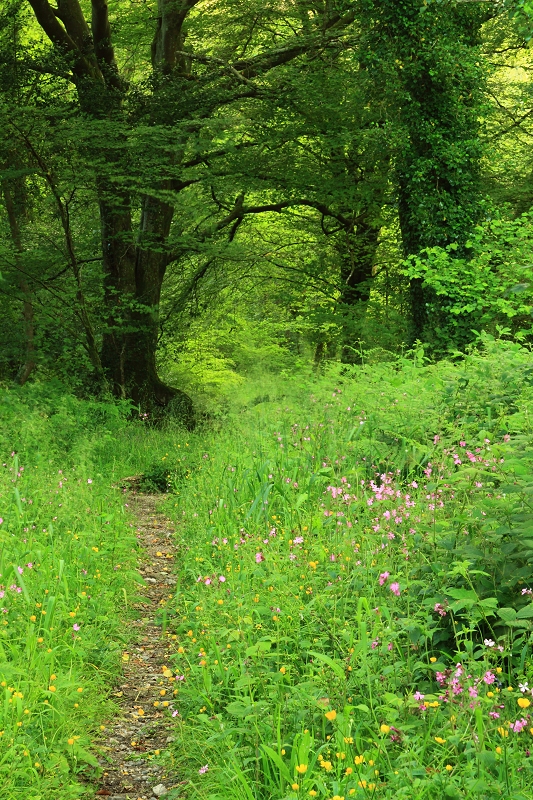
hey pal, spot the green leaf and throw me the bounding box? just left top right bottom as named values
left=260, top=744, right=292, bottom=783
left=516, top=604, right=533, bottom=619
left=308, top=650, right=345, bottom=680
left=497, top=607, right=517, bottom=623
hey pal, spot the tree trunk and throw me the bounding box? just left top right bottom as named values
left=338, top=217, right=380, bottom=363
left=1, top=178, right=36, bottom=385
left=97, top=177, right=194, bottom=424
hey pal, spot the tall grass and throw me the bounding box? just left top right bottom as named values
left=0, top=387, right=149, bottom=798
left=3, top=334, right=533, bottom=799
left=155, top=336, right=533, bottom=799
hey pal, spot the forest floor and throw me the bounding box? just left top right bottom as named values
left=95, top=494, right=182, bottom=800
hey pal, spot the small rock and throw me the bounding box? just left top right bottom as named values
left=145, top=578, right=157, bottom=584
left=152, top=785, right=167, bottom=797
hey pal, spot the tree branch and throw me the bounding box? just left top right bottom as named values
left=27, top=0, right=102, bottom=82
left=91, top=0, right=122, bottom=90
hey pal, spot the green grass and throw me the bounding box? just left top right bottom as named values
left=0, top=388, right=146, bottom=798
left=3, top=334, right=533, bottom=799
left=156, top=336, right=533, bottom=800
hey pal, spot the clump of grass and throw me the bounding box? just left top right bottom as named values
left=0, top=390, right=143, bottom=799
left=157, top=337, right=533, bottom=799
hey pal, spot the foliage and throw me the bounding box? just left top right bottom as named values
left=145, top=337, right=533, bottom=799
left=402, top=209, right=533, bottom=342
left=0, top=386, right=141, bottom=798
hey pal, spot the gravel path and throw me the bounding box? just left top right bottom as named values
left=94, top=494, right=182, bottom=800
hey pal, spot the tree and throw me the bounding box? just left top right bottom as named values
left=364, top=0, right=488, bottom=348
left=16, top=0, right=358, bottom=418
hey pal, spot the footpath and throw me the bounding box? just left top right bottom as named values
left=95, top=494, right=182, bottom=800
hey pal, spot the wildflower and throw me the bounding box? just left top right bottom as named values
left=483, top=671, right=495, bottom=685
left=87, top=479, right=93, bottom=484
left=445, top=765, right=453, bottom=772
left=296, top=764, right=307, bottom=774
left=497, top=727, right=509, bottom=737
left=413, top=691, right=424, bottom=701
left=380, top=724, right=391, bottom=734
left=518, top=698, right=531, bottom=709
left=354, top=755, right=364, bottom=765
left=389, top=582, right=400, bottom=597
left=219, top=575, right=226, bottom=582
left=72, top=623, right=80, bottom=632
left=199, top=764, right=209, bottom=774
left=433, top=603, right=447, bottom=617
left=484, top=638, right=495, bottom=647
left=434, top=737, right=446, bottom=744
left=510, top=718, right=528, bottom=733
left=291, top=784, right=299, bottom=791
left=255, top=552, right=264, bottom=563
left=519, top=682, right=529, bottom=693
left=430, top=657, right=437, bottom=663
left=378, top=571, right=390, bottom=585
left=325, top=710, right=337, bottom=721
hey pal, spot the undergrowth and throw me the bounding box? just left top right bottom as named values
left=3, top=334, right=533, bottom=799
left=0, top=388, right=142, bottom=798
left=155, top=335, right=533, bottom=800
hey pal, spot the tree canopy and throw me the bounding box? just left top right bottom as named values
left=1, top=0, right=533, bottom=415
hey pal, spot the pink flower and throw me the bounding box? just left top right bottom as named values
left=204, top=578, right=211, bottom=585
left=389, top=582, right=400, bottom=597
left=378, top=572, right=390, bottom=586
left=73, top=623, right=80, bottom=631
left=17, top=566, right=23, bottom=575
left=87, top=479, right=93, bottom=484
left=414, top=691, right=424, bottom=701
left=255, top=552, right=264, bottom=563
left=219, top=575, right=226, bottom=583
left=433, top=603, right=447, bottom=617
left=199, top=764, right=209, bottom=775
left=483, top=671, right=495, bottom=685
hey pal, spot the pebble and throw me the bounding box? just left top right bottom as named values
left=152, top=785, right=168, bottom=797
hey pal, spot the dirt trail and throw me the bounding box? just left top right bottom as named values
left=94, top=494, right=181, bottom=800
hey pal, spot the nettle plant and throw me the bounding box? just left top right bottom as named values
left=158, top=354, right=533, bottom=798
left=402, top=210, right=533, bottom=343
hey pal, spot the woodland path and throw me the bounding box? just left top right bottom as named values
left=94, top=494, right=183, bottom=800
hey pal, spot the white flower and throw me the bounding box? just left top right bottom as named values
left=519, top=682, right=529, bottom=693
left=484, top=638, right=495, bottom=647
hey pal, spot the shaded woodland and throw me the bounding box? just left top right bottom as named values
left=1, top=0, right=533, bottom=416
